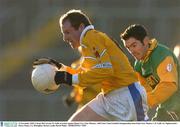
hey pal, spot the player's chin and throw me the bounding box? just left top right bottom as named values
left=70, top=44, right=78, bottom=49
left=68, top=43, right=75, bottom=49
left=133, top=54, right=141, bottom=60
left=70, top=45, right=76, bottom=49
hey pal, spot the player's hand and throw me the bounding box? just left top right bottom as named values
left=33, top=58, right=62, bottom=69
left=54, top=71, right=72, bottom=86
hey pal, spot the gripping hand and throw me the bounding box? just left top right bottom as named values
left=33, top=58, right=62, bottom=69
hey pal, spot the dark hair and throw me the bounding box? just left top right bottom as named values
left=120, top=24, right=148, bottom=43
left=59, top=9, right=92, bottom=30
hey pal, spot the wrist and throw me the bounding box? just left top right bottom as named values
left=72, top=74, right=79, bottom=84
left=54, top=71, right=72, bottom=86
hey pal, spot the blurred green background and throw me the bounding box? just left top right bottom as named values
left=0, top=0, right=180, bottom=120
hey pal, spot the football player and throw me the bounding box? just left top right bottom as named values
left=33, top=10, right=148, bottom=121
left=120, top=24, right=180, bottom=121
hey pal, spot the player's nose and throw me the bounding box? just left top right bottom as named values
left=63, top=35, right=69, bottom=42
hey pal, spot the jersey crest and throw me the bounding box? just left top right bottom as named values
left=92, top=47, right=100, bottom=58
left=166, top=63, right=173, bottom=72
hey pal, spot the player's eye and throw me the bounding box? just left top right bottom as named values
left=63, top=30, right=69, bottom=35
left=132, top=44, right=137, bottom=48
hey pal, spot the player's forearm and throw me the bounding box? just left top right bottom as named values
left=147, top=82, right=177, bottom=108
left=65, top=66, right=80, bottom=74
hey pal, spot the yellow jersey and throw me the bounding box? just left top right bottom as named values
left=74, top=26, right=138, bottom=93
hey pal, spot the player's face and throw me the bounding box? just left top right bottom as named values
left=124, top=37, right=149, bottom=60
left=61, top=20, right=82, bottom=49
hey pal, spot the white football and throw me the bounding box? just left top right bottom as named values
left=31, top=64, right=59, bottom=94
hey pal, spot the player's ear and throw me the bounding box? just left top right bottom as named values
left=78, top=23, right=85, bottom=32
left=143, top=36, right=149, bottom=46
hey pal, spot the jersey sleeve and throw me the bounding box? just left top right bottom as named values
left=157, top=56, right=178, bottom=84
left=147, top=56, right=178, bottom=107
left=147, top=82, right=177, bottom=108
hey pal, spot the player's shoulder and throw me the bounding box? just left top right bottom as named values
left=86, top=29, right=107, bottom=39
left=82, top=29, right=107, bottom=46
left=150, top=44, right=172, bottom=62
